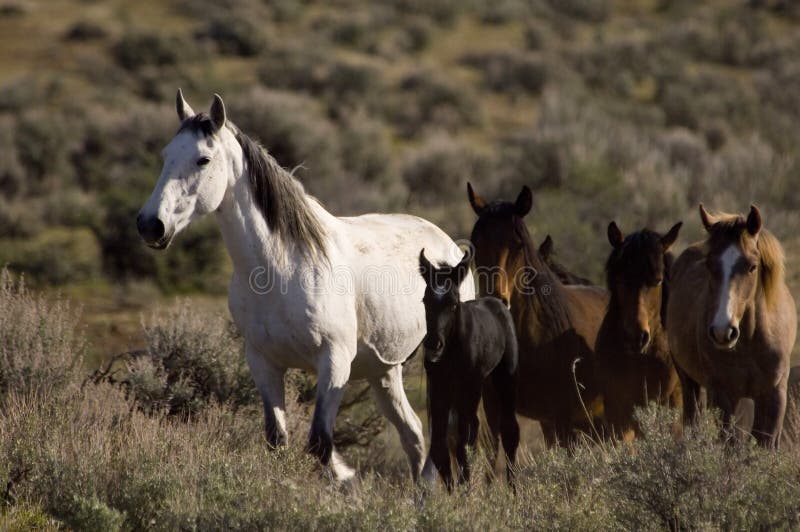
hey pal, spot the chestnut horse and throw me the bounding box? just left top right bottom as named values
left=468, top=183, right=609, bottom=446
left=667, top=205, right=796, bottom=448
left=595, top=221, right=683, bottom=441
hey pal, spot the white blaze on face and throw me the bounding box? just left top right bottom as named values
left=711, top=245, right=741, bottom=330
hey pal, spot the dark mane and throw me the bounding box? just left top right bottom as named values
left=180, top=114, right=327, bottom=259
left=512, top=216, right=572, bottom=330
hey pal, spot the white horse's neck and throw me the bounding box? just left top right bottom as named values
left=213, top=128, right=333, bottom=281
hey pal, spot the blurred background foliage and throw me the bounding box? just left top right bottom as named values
left=1, top=0, right=800, bottom=358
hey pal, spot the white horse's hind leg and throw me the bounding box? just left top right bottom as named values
left=309, top=349, right=354, bottom=480
left=368, top=364, right=426, bottom=482
left=245, top=345, right=288, bottom=447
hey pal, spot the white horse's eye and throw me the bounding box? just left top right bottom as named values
left=197, top=156, right=211, bottom=166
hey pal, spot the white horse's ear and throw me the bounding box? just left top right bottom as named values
left=176, top=88, right=195, bottom=122
left=210, top=93, right=226, bottom=132
left=699, top=203, right=714, bottom=232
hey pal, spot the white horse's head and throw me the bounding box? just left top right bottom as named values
left=137, top=90, right=237, bottom=249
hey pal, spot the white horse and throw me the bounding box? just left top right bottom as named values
left=137, top=90, right=474, bottom=481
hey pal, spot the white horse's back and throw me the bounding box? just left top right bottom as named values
left=337, top=212, right=475, bottom=369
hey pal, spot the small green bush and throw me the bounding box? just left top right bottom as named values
left=0, top=227, right=102, bottom=285
left=461, top=50, right=547, bottom=94
left=195, top=13, right=267, bottom=57
left=113, top=31, right=186, bottom=71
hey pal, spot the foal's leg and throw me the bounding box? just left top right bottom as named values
left=246, top=345, right=288, bottom=447
left=428, top=375, right=453, bottom=492
left=481, top=379, right=502, bottom=479
left=492, top=367, right=520, bottom=487
left=752, top=384, right=788, bottom=449
left=367, top=364, right=426, bottom=481
left=455, top=390, right=482, bottom=487
left=308, top=347, right=354, bottom=480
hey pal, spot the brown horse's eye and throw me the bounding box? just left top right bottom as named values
left=748, top=263, right=757, bottom=274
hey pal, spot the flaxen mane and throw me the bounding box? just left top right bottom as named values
left=180, top=113, right=327, bottom=258
left=704, top=211, right=785, bottom=308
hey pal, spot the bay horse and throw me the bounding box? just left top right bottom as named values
left=538, top=235, right=594, bottom=286
left=137, top=90, right=475, bottom=481
left=595, top=221, right=683, bottom=441
left=419, top=249, right=519, bottom=491
left=667, top=204, right=796, bottom=448
left=467, top=183, right=609, bottom=447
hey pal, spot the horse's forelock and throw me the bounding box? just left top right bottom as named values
left=705, top=215, right=785, bottom=307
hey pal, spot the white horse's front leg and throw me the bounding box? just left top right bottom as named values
left=309, top=346, right=354, bottom=480
left=368, top=364, right=426, bottom=482
left=245, top=344, right=288, bottom=448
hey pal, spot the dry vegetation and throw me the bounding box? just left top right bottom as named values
left=3, top=0, right=800, bottom=529
left=2, top=270, right=800, bottom=530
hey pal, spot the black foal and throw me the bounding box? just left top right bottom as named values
left=419, top=248, right=520, bottom=492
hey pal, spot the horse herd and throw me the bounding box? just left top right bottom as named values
left=137, top=91, right=797, bottom=490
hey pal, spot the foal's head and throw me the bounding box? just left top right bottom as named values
left=468, top=183, right=533, bottom=303
left=419, top=249, right=471, bottom=363
left=699, top=204, right=765, bottom=349
left=605, top=221, right=682, bottom=353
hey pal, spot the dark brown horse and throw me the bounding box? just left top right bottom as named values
left=468, top=183, right=609, bottom=446
left=595, top=221, right=683, bottom=441
left=538, top=235, right=594, bottom=286
left=667, top=205, right=796, bottom=448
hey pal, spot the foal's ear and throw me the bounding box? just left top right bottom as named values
left=467, top=182, right=487, bottom=215
left=176, top=88, right=195, bottom=122
left=607, top=221, right=624, bottom=249
left=210, top=93, right=227, bottom=132
left=699, top=203, right=715, bottom=232
left=419, top=248, right=434, bottom=285
left=746, top=205, right=762, bottom=237
left=515, top=186, right=533, bottom=217
left=661, top=221, right=682, bottom=251
left=539, top=234, right=554, bottom=260
left=452, top=248, right=472, bottom=286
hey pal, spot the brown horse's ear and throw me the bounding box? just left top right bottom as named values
left=539, top=234, right=554, bottom=260
left=419, top=248, right=434, bottom=285
left=176, top=88, right=195, bottom=122
left=699, top=203, right=715, bottom=232
left=607, top=221, right=624, bottom=249
left=515, top=186, right=533, bottom=217
left=209, top=93, right=226, bottom=132
left=451, top=248, right=472, bottom=286
left=746, top=205, right=762, bottom=236
left=661, top=221, right=682, bottom=251
left=467, top=182, right=487, bottom=215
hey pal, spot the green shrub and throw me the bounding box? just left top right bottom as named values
left=388, top=67, right=481, bottom=137
left=547, top=0, right=611, bottom=22
left=0, top=227, right=102, bottom=285
left=461, top=50, right=547, bottom=94
left=195, top=12, right=267, bottom=57
left=63, top=20, right=108, bottom=42
left=113, top=31, right=187, bottom=71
